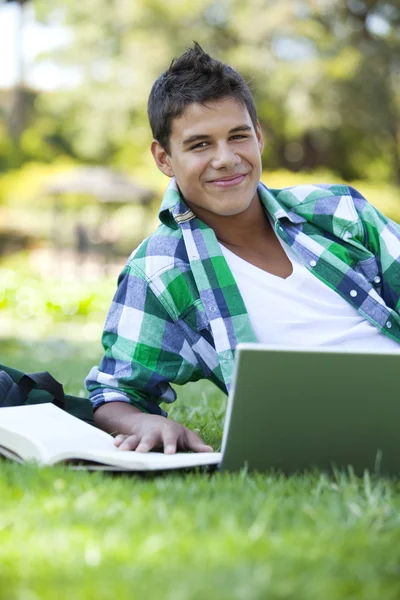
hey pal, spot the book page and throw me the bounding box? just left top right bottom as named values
left=0, top=443, right=25, bottom=463
left=52, top=448, right=222, bottom=470
left=0, top=403, right=115, bottom=463
left=0, top=427, right=46, bottom=462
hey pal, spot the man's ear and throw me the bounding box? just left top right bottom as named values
left=255, top=121, right=264, bottom=154
left=151, top=140, right=174, bottom=178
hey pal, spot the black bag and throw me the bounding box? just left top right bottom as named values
left=0, top=363, right=94, bottom=425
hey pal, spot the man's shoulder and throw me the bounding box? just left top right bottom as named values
left=268, top=182, right=355, bottom=202
left=124, top=223, right=189, bottom=278
left=266, top=182, right=371, bottom=221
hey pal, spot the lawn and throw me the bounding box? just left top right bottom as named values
left=1, top=339, right=400, bottom=600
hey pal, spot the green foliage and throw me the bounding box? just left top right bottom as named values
left=0, top=124, right=19, bottom=172
left=0, top=253, right=117, bottom=342
left=6, top=0, right=394, bottom=183
left=0, top=160, right=76, bottom=205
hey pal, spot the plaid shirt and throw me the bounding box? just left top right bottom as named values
left=86, top=180, right=400, bottom=415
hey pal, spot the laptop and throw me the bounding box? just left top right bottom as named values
left=219, top=343, right=400, bottom=475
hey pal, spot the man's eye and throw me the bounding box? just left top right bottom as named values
left=191, top=142, right=208, bottom=150
left=231, top=135, right=248, bottom=140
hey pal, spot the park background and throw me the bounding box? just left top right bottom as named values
left=1, top=1, right=400, bottom=599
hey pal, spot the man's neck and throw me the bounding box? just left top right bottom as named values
left=194, top=196, right=271, bottom=248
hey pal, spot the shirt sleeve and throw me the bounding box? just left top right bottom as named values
left=85, top=262, right=201, bottom=416
left=347, top=185, right=400, bottom=313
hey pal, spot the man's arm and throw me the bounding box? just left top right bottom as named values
left=94, top=402, right=213, bottom=454
left=348, top=185, right=400, bottom=313
left=87, top=260, right=212, bottom=453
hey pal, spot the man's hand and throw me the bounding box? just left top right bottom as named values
left=114, top=413, right=213, bottom=454
left=94, top=402, right=213, bottom=454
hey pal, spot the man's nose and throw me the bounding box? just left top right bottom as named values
left=210, top=143, right=240, bottom=170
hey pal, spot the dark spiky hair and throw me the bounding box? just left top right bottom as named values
left=147, top=42, right=257, bottom=153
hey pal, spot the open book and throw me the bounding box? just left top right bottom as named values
left=0, top=404, right=221, bottom=471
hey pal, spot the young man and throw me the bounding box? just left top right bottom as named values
left=86, top=42, right=400, bottom=454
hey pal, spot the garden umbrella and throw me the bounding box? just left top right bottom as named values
left=45, top=166, right=155, bottom=206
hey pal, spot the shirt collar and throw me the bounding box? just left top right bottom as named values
left=158, top=178, right=307, bottom=228
left=158, top=179, right=193, bottom=228
left=257, top=182, right=307, bottom=225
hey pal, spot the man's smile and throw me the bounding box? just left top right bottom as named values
left=206, top=173, right=248, bottom=187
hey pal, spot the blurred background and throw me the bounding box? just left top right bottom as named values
left=0, top=0, right=399, bottom=387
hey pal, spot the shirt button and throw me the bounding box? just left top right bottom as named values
left=209, top=305, right=216, bottom=313
left=192, top=255, right=199, bottom=261
left=373, top=276, right=381, bottom=284
left=309, top=260, right=317, bottom=267
left=386, top=321, right=392, bottom=329
left=350, top=290, right=357, bottom=297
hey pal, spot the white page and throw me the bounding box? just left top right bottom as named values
left=0, top=444, right=24, bottom=463
left=50, top=449, right=221, bottom=470
left=0, top=403, right=117, bottom=462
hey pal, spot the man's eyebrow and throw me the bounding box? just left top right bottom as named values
left=182, top=125, right=253, bottom=147
left=229, top=124, right=253, bottom=134
left=182, top=134, right=210, bottom=146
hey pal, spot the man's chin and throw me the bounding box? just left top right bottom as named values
left=208, top=189, right=258, bottom=214
left=211, top=203, right=253, bottom=218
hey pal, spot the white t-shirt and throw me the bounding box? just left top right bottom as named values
left=220, top=238, right=400, bottom=353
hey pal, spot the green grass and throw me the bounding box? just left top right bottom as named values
left=1, top=339, right=400, bottom=600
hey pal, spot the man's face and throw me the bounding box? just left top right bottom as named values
left=152, top=98, right=264, bottom=222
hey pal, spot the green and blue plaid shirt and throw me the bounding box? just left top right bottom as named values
left=86, top=180, right=400, bottom=415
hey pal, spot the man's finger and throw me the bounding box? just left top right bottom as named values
left=118, top=434, right=140, bottom=451
left=185, top=430, right=213, bottom=453
left=162, top=430, right=178, bottom=455
left=135, top=435, right=158, bottom=453
left=114, top=434, right=127, bottom=447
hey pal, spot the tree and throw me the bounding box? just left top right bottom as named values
left=22, top=0, right=400, bottom=183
